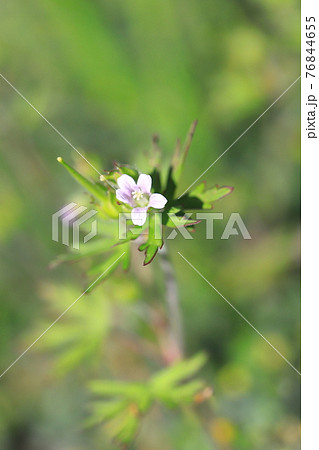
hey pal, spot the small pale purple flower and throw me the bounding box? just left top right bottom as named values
left=116, top=174, right=168, bottom=226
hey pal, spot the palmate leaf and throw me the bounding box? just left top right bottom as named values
left=177, top=183, right=233, bottom=210
left=88, top=379, right=151, bottom=443
left=32, top=285, right=111, bottom=376
left=149, top=353, right=208, bottom=408
left=190, top=182, right=234, bottom=208
left=53, top=339, right=102, bottom=375
left=86, top=398, right=141, bottom=443
left=87, top=353, right=210, bottom=444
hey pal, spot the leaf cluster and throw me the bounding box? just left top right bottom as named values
left=86, top=353, right=209, bottom=444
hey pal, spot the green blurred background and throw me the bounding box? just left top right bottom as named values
left=0, top=0, right=300, bottom=449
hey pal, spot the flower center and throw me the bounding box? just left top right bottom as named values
left=132, top=189, right=149, bottom=207
left=132, top=190, right=144, bottom=201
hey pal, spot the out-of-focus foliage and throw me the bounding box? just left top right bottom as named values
left=0, top=0, right=300, bottom=449
left=87, top=353, right=208, bottom=443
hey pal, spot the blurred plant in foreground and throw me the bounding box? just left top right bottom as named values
left=86, top=353, right=210, bottom=444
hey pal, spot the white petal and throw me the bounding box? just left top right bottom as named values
left=116, top=189, right=133, bottom=206
left=148, top=193, right=167, bottom=209
left=117, top=174, right=137, bottom=192
left=137, top=174, right=152, bottom=194
left=131, top=207, right=148, bottom=226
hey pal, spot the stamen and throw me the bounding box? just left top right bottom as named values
left=132, top=190, right=144, bottom=201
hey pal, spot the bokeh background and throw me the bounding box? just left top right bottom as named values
left=0, top=0, right=300, bottom=449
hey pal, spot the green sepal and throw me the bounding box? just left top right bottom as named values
left=103, top=162, right=139, bottom=184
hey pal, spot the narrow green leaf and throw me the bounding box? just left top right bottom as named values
left=85, top=400, right=128, bottom=427
left=85, top=250, right=125, bottom=293
left=151, top=353, right=207, bottom=389
left=57, top=157, right=107, bottom=202
left=150, top=167, right=162, bottom=193
left=171, top=120, right=198, bottom=183
left=157, top=380, right=205, bottom=407
left=121, top=247, right=131, bottom=271
left=163, top=166, right=177, bottom=202
left=89, top=380, right=145, bottom=401
left=108, top=410, right=139, bottom=444
left=49, top=238, right=111, bottom=268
